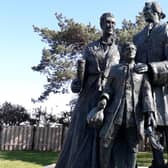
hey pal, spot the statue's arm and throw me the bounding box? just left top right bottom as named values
left=142, top=75, right=154, bottom=112
left=142, top=75, right=156, bottom=127
left=71, top=47, right=89, bottom=93
left=148, top=24, right=168, bottom=86
left=87, top=70, right=113, bottom=127
left=148, top=60, right=168, bottom=86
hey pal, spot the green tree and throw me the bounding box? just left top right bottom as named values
left=116, top=12, right=146, bottom=46
left=56, top=98, right=77, bottom=126
left=32, top=13, right=100, bottom=101
left=31, top=107, right=57, bottom=127
left=0, top=102, right=30, bottom=126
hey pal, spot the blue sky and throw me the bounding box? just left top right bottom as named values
left=0, top=0, right=167, bottom=112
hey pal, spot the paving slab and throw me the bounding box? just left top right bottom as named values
left=44, top=164, right=56, bottom=168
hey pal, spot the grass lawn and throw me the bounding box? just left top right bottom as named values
left=137, top=152, right=168, bottom=167
left=0, top=151, right=167, bottom=167
left=0, top=151, right=59, bottom=168
left=137, top=152, right=153, bottom=167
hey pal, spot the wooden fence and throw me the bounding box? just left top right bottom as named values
left=0, top=125, right=152, bottom=152
left=0, top=125, right=63, bottom=151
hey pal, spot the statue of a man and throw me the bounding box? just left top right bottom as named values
left=87, top=42, right=154, bottom=168
left=133, top=1, right=168, bottom=168
left=55, top=13, right=119, bottom=168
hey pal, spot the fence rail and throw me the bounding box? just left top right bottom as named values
left=0, top=125, right=63, bottom=151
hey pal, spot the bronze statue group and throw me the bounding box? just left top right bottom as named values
left=55, top=1, right=168, bottom=168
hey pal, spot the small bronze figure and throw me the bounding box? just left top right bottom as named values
left=88, top=42, right=155, bottom=168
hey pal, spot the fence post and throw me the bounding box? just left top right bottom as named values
left=31, top=126, right=36, bottom=150
left=61, top=125, right=68, bottom=146
left=0, top=125, right=2, bottom=150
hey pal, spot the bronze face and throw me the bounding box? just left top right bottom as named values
left=143, top=2, right=160, bottom=23
left=101, top=16, right=115, bottom=35
left=123, top=43, right=136, bottom=61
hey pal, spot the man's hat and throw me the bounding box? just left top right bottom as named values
left=144, top=1, right=166, bottom=19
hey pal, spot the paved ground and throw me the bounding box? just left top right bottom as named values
left=44, top=164, right=147, bottom=168
left=44, top=164, right=56, bottom=168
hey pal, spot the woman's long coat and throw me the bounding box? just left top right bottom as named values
left=55, top=39, right=119, bottom=168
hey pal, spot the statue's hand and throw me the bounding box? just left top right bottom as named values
left=93, top=109, right=104, bottom=127
left=87, top=98, right=107, bottom=127
left=87, top=107, right=104, bottom=128
left=145, top=111, right=156, bottom=129
left=134, top=63, right=148, bottom=74
left=71, top=78, right=81, bottom=93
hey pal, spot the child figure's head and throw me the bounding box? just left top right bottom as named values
left=121, top=42, right=136, bottom=63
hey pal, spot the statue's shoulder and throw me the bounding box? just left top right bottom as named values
left=134, top=29, right=144, bottom=38
left=112, top=42, right=119, bottom=50
left=156, top=22, right=168, bottom=31
left=154, top=22, right=168, bottom=38
left=108, top=64, right=118, bottom=77
left=110, top=63, right=124, bottom=74
left=162, top=22, right=168, bottom=33
left=86, top=39, right=100, bottom=51
left=160, top=22, right=168, bottom=28
left=83, top=39, right=100, bottom=57
left=133, top=26, right=148, bottom=44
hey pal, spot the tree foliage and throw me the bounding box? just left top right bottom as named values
left=31, top=107, right=57, bottom=127
left=32, top=13, right=100, bottom=102
left=0, top=102, right=30, bottom=126
left=32, top=12, right=146, bottom=102
left=56, top=98, right=77, bottom=126
left=116, top=12, right=146, bottom=46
